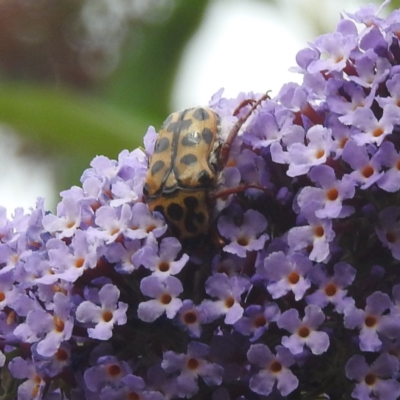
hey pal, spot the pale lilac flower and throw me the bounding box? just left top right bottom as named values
left=346, top=353, right=400, bottom=400
left=258, top=251, right=312, bottom=301
left=344, top=103, right=400, bottom=146
left=375, top=141, right=400, bottom=192
left=37, top=231, right=98, bottom=283
left=218, top=209, right=268, bottom=258
left=92, top=203, right=134, bottom=244
left=376, top=207, right=400, bottom=260
left=32, top=343, right=71, bottom=378
left=26, top=293, right=74, bottom=357
left=348, top=49, right=390, bottom=90
left=307, top=31, right=358, bottom=74
left=138, top=276, right=183, bottom=322
left=76, top=284, right=128, bottom=340
left=201, top=273, right=250, bottom=325
left=176, top=300, right=207, bottom=338
left=247, top=344, right=298, bottom=396
left=288, top=204, right=335, bottom=262
left=161, top=342, right=223, bottom=398
left=344, top=291, right=400, bottom=352
left=306, top=262, right=356, bottom=314
left=42, top=197, right=84, bottom=238
left=84, top=355, right=132, bottom=394
left=8, top=356, right=45, bottom=400
left=234, top=303, right=280, bottom=341
left=134, top=235, right=189, bottom=277
left=297, top=165, right=355, bottom=218
left=125, top=202, right=167, bottom=240
left=109, top=178, right=141, bottom=206
left=342, top=140, right=384, bottom=189
left=271, top=125, right=333, bottom=177
left=104, top=239, right=142, bottom=274
left=278, top=305, right=329, bottom=355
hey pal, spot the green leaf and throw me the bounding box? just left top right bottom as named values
left=105, top=0, right=211, bottom=123
left=0, top=82, right=149, bottom=158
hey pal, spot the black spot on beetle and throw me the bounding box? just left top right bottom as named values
left=202, top=128, right=213, bottom=145
left=184, top=196, right=199, bottom=210
left=154, top=137, right=170, bottom=153
left=181, top=131, right=201, bottom=146
left=143, top=184, right=149, bottom=196
left=167, top=119, right=192, bottom=135
left=151, top=160, right=165, bottom=175
left=167, top=203, right=184, bottom=221
left=180, top=154, right=197, bottom=165
left=192, top=108, right=209, bottom=121
left=196, top=212, right=205, bottom=224
left=184, top=215, right=198, bottom=233
left=198, top=170, right=212, bottom=185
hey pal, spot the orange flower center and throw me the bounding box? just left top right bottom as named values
left=288, top=271, right=300, bottom=284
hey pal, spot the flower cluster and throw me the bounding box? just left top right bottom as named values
left=3, top=1, right=400, bottom=399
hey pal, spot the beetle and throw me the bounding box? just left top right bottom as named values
left=143, top=94, right=269, bottom=241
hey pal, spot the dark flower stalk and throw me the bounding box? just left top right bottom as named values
left=2, top=1, right=400, bottom=399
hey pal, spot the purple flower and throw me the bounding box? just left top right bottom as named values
left=297, top=165, right=355, bottom=218
left=37, top=231, right=98, bottom=283
left=161, top=341, right=223, bottom=398
left=84, top=355, right=132, bottom=394
left=344, top=291, right=400, bottom=352
left=348, top=49, right=390, bottom=90
left=234, top=302, right=280, bottom=341
left=287, top=203, right=335, bottom=262
left=125, top=202, right=167, bottom=240
left=271, top=125, right=333, bottom=177
left=138, top=276, right=183, bottom=322
left=306, top=262, right=356, bottom=314
left=376, top=207, right=400, bottom=260
left=243, top=105, right=303, bottom=149
left=376, top=73, right=400, bottom=109
left=278, top=305, right=330, bottom=355
left=258, top=251, right=312, bottom=300
left=100, top=374, right=164, bottom=400
left=109, top=170, right=146, bottom=207
left=375, top=141, right=400, bottom=192
left=27, top=293, right=73, bottom=357
left=0, top=270, right=22, bottom=310
left=104, top=239, right=142, bottom=274
left=342, top=140, right=384, bottom=189
left=201, top=273, right=249, bottom=325
left=42, top=197, right=84, bottom=238
left=346, top=353, right=400, bottom=400
left=176, top=300, right=207, bottom=338
left=8, top=356, right=45, bottom=400
left=218, top=209, right=268, bottom=258
left=134, top=235, right=189, bottom=277
left=76, top=284, right=128, bottom=340
left=345, top=103, right=400, bottom=146
left=327, top=80, right=375, bottom=127
left=32, top=343, right=71, bottom=378
left=307, top=31, right=358, bottom=74
left=247, top=344, right=298, bottom=396
left=91, top=203, right=134, bottom=244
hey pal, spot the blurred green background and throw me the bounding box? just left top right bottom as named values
left=0, top=0, right=397, bottom=212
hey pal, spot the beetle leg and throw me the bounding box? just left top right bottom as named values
left=232, top=99, right=257, bottom=116
left=219, top=92, right=270, bottom=168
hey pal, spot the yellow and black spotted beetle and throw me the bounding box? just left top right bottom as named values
left=143, top=94, right=269, bottom=241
